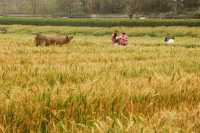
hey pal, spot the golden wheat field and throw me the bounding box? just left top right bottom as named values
left=1, top=25, right=200, bottom=132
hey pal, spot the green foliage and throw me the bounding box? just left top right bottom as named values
left=1, top=17, right=200, bottom=27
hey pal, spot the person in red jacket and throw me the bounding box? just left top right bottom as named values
left=119, top=32, right=128, bottom=46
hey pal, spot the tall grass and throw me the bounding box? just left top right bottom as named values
left=0, top=25, right=200, bottom=132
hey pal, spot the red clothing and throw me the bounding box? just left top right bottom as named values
left=119, top=35, right=128, bottom=46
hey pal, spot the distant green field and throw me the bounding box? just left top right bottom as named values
left=1, top=16, right=200, bottom=27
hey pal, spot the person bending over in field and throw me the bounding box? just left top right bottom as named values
left=119, top=32, right=128, bottom=46
left=164, top=36, right=175, bottom=45
left=112, top=30, right=120, bottom=46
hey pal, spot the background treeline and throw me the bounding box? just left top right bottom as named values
left=0, top=0, right=200, bottom=18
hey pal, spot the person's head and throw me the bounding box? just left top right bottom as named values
left=122, top=32, right=126, bottom=35
left=114, top=30, right=119, bottom=33
left=113, top=30, right=118, bottom=37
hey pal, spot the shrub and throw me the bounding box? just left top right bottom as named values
left=1, top=17, right=200, bottom=27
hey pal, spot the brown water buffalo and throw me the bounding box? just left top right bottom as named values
left=35, top=34, right=73, bottom=46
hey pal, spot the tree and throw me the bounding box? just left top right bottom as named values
left=183, top=0, right=200, bottom=10
left=0, top=0, right=7, bottom=16
left=173, top=0, right=184, bottom=14
left=109, top=0, right=126, bottom=14
left=29, top=0, right=38, bottom=14
left=80, top=0, right=89, bottom=14
left=126, top=0, right=144, bottom=18
left=57, top=0, right=79, bottom=16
